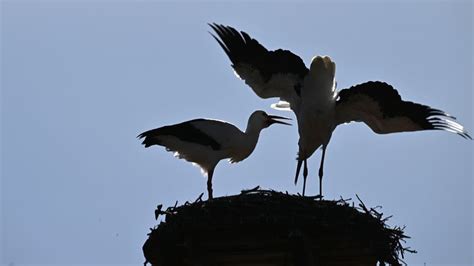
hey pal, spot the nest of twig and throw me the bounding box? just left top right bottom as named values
left=143, top=187, right=415, bottom=266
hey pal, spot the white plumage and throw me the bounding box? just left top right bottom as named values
left=138, top=110, right=290, bottom=199
left=210, top=23, right=472, bottom=196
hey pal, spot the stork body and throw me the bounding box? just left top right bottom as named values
left=295, top=57, right=338, bottom=195
left=138, top=110, right=290, bottom=199
left=298, top=57, right=337, bottom=158
left=210, top=23, right=472, bottom=196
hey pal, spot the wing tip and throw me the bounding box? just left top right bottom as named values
left=428, top=115, right=472, bottom=140
left=137, top=130, right=161, bottom=147
left=208, top=23, right=245, bottom=64
left=460, top=131, right=473, bottom=140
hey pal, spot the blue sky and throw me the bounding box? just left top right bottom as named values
left=1, top=1, right=472, bottom=265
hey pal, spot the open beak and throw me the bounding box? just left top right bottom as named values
left=267, top=114, right=292, bottom=126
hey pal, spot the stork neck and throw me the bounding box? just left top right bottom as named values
left=244, top=122, right=264, bottom=138
left=228, top=122, right=262, bottom=163
left=239, top=123, right=262, bottom=160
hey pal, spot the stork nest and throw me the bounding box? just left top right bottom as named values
left=143, top=188, right=415, bottom=266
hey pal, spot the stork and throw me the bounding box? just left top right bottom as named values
left=209, top=23, right=472, bottom=196
left=138, top=110, right=290, bottom=199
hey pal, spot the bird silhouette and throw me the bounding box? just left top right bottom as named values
left=209, top=23, right=471, bottom=196
left=138, top=110, right=290, bottom=199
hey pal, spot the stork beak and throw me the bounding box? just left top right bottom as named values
left=267, top=115, right=292, bottom=126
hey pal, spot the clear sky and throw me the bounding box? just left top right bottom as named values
left=1, top=1, right=472, bottom=265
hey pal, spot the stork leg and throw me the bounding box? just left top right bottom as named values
left=318, top=145, right=327, bottom=197
left=207, top=168, right=214, bottom=200
left=294, top=159, right=303, bottom=185
left=302, top=159, right=308, bottom=196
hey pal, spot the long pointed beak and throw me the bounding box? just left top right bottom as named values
left=267, top=115, right=292, bottom=126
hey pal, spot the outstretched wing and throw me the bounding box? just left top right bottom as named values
left=209, top=23, right=308, bottom=109
left=335, top=81, right=471, bottom=139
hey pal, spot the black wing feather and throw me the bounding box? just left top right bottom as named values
left=209, top=23, right=308, bottom=81
left=138, top=119, right=222, bottom=150
left=336, top=81, right=471, bottom=139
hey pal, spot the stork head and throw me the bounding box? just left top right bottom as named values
left=248, top=110, right=291, bottom=130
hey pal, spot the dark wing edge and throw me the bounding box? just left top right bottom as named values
left=208, top=23, right=308, bottom=101
left=335, top=81, right=472, bottom=140
left=137, top=127, right=170, bottom=148
left=137, top=119, right=222, bottom=149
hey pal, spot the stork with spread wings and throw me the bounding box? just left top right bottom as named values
left=209, top=23, right=471, bottom=197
